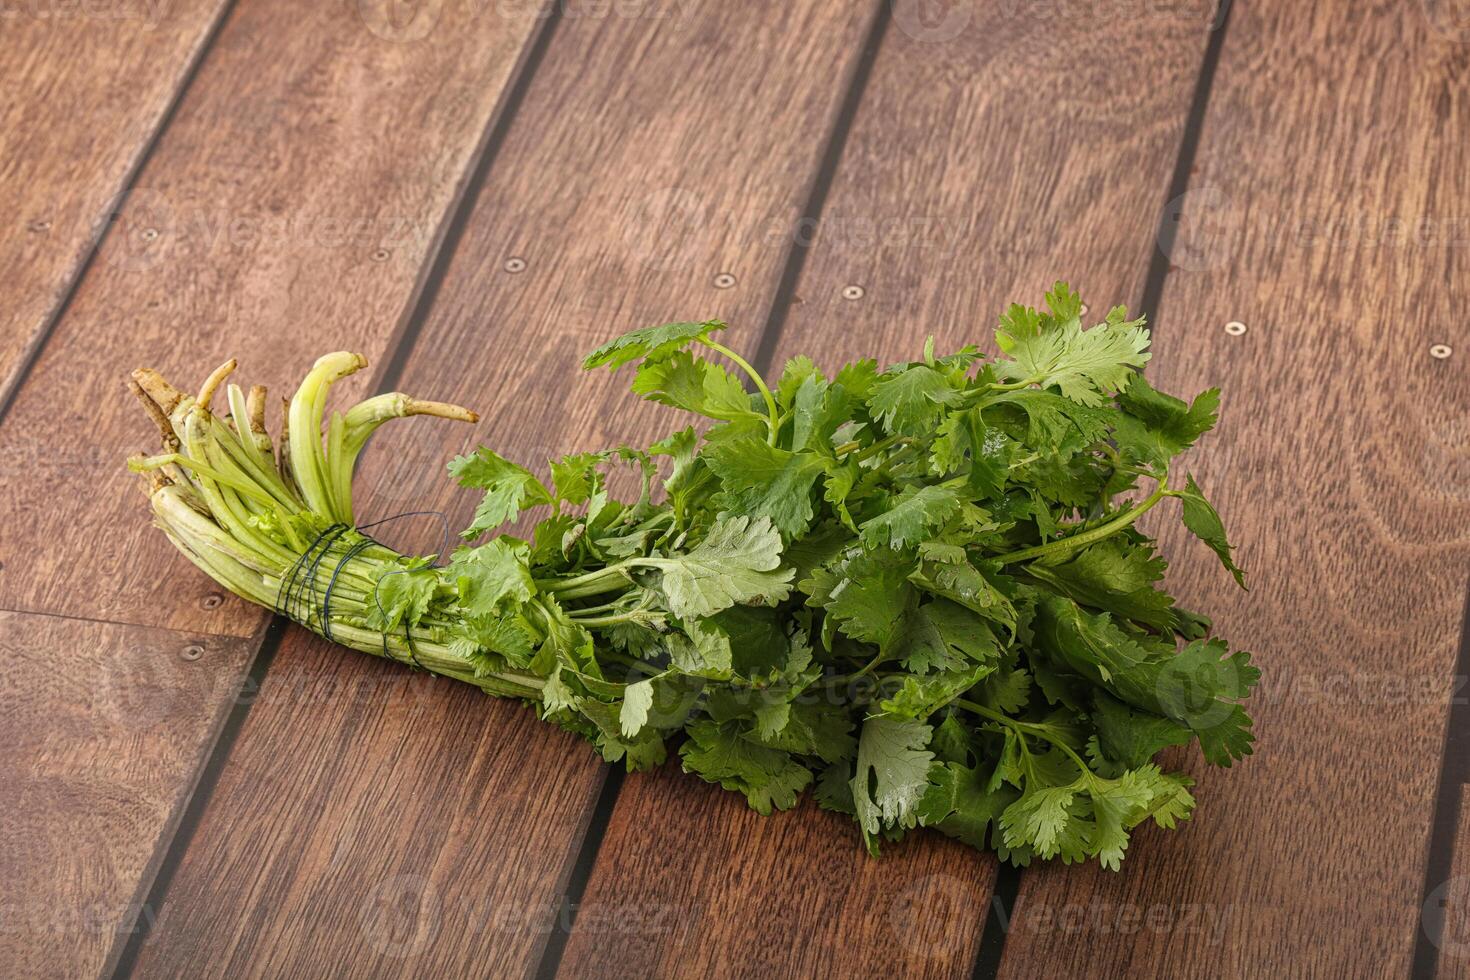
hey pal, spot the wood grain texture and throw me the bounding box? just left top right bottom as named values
left=999, top=2, right=1470, bottom=976
left=0, top=611, right=252, bottom=980
left=127, top=4, right=880, bottom=977
left=127, top=630, right=611, bottom=979
left=563, top=5, right=1213, bottom=978
left=1430, top=786, right=1470, bottom=979
left=0, top=0, right=542, bottom=636
left=768, top=0, right=1217, bottom=362
left=0, top=0, right=230, bottom=405
left=563, top=768, right=992, bottom=980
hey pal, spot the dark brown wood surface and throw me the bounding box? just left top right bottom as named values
left=1436, top=786, right=1470, bottom=979
left=125, top=4, right=881, bottom=977
left=2, top=0, right=1468, bottom=976
left=0, top=612, right=253, bottom=979
left=998, top=2, right=1470, bottom=976
left=558, top=6, right=1214, bottom=977
left=0, top=0, right=230, bottom=406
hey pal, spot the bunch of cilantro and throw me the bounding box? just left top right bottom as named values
left=411, top=283, right=1256, bottom=869
left=131, top=282, right=1256, bottom=869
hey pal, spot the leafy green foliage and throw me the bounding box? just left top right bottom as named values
left=582, top=319, right=725, bottom=370
left=449, top=448, right=551, bottom=539
left=299, top=283, right=1258, bottom=869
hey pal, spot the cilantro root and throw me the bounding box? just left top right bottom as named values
left=128, top=282, right=1257, bottom=869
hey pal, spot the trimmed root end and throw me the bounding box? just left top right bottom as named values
left=128, top=379, right=181, bottom=450
left=246, top=385, right=269, bottom=435
left=131, top=368, right=185, bottom=415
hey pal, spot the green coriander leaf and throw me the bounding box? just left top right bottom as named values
left=638, top=515, right=794, bottom=620
left=875, top=666, right=992, bottom=721
left=868, top=364, right=963, bottom=437
left=919, top=761, right=1017, bottom=851
left=753, top=701, right=791, bottom=740
left=775, top=355, right=824, bottom=408
left=1176, top=474, right=1246, bottom=587
left=986, top=388, right=1114, bottom=451
left=1033, top=594, right=1258, bottom=765
left=550, top=452, right=604, bottom=505
left=756, top=701, right=855, bottom=763
left=665, top=620, right=734, bottom=680
left=583, top=319, right=726, bottom=370
left=1024, top=537, right=1176, bottom=630
left=1088, top=768, right=1157, bottom=870
left=859, top=485, right=963, bottom=550
left=449, top=448, right=552, bottom=538
left=791, top=375, right=861, bottom=454
left=851, top=716, right=936, bottom=851
left=680, top=719, right=812, bottom=815
left=805, top=550, right=916, bottom=650
left=977, top=666, right=1032, bottom=714
left=620, top=678, right=655, bottom=738
left=370, top=567, right=436, bottom=631
left=1090, top=692, right=1192, bottom=768
left=891, top=599, right=1002, bottom=673
left=541, top=667, right=580, bottom=716
left=448, top=539, right=534, bottom=616
left=632, top=349, right=756, bottom=421
left=995, top=302, right=1150, bottom=407
left=834, top=358, right=880, bottom=400
left=815, top=760, right=856, bottom=815
left=1000, top=784, right=1083, bottom=861
left=1114, top=374, right=1220, bottom=467
left=704, top=438, right=829, bottom=537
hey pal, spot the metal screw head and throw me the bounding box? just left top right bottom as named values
left=370, top=247, right=391, bottom=263
left=842, top=284, right=865, bottom=301
left=180, top=644, right=204, bottom=662
left=140, top=227, right=159, bottom=242
left=504, top=256, right=527, bottom=274
left=201, top=593, right=223, bottom=610
left=1431, top=343, right=1453, bottom=360
left=1224, top=320, right=1247, bottom=336
left=712, top=272, right=736, bottom=289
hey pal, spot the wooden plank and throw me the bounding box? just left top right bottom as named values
left=124, top=631, right=611, bottom=979
left=0, top=0, right=543, bottom=637
left=0, top=611, right=253, bottom=980
left=126, top=3, right=881, bottom=976
left=0, top=0, right=230, bottom=405
left=998, top=2, right=1470, bottom=977
left=568, top=769, right=993, bottom=979
left=1429, top=785, right=1470, bottom=979
left=563, top=5, right=1214, bottom=978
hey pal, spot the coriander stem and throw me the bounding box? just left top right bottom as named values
left=847, top=648, right=889, bottom=680
left=569, top=610, right=650, bottom=628
left=701, top=339, right=780, bottom=443
left=984, top=375, right=1044, bottom=393
left=854, top=434, right=909, bottom=462
left=988, top=477, right=1169, bottom=565
left=536, top=561, right=636, bottom=600
left=954, top=698, right=1091, bottom=771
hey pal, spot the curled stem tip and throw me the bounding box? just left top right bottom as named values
left=196, top=358, right=238, bottom=412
